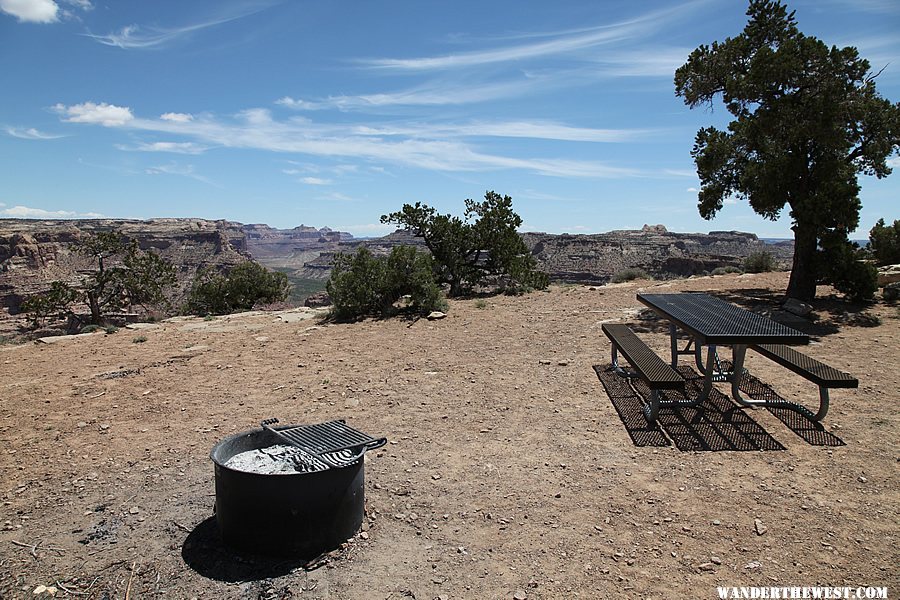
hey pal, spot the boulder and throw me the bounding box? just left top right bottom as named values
left=883, top=282, right=900, bottom=302
left=783, top=298, right=813, bottom=317
left=304, top=291, right=332, bottom=307
left=877, top=264, right=900, bottom=286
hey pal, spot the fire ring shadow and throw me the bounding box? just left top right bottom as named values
left=181, top=516, right=307, bottom=582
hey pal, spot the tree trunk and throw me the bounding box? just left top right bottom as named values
left=786, top=221, right=819, bottom=301
left=87, top=291, right=102, bottom=325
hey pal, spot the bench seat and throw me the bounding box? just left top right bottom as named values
left=750, top=344, right=858, bottom=388
left=602, top=323, right=684, bottom=421
left=749, top=344, right=857, bottom=421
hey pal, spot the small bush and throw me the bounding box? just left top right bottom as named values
left=80, top=324, right=102, bottom=334
left=132, top=335, right=148, bottom=343
left=186, top=261, right=291, bottom=316
left=326, top=246, right=445, bottom=320
left=104, top=326, right=119, bottom=334
left=474, top=299, right=488, bottom=309
left=818, top=235, right=877, bottom=302
left=743, top=251, right=776, bottom=273
left=711, top=266, right=742, bottom=276
left=869, top=218, right=900, bottom=266
left=610, top=268, right=650, bottom=283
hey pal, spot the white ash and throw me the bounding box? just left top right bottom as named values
left=224, top=444, right=328, bottom=474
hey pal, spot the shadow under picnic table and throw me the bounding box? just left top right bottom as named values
left=593, top=364, right=844, bottom=450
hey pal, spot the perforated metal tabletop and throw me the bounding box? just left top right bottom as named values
left=637, top=293, right=809, bottom=346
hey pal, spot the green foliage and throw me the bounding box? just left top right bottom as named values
left=185, top=261, right=291, bottom=316
left=474, top=299, right=488, bottom=309
left=869, top=218, right=900, bottom=266
left=610, top=268, right=650, bottom=283
left=20, top=281, right=81, bottom=328
left=711, top=266, right=743, bottom=275
left=381, top=191, right=549, bottom=296
left=326, top=246, right=445, bottom=320
left=817, top=233, right=878, bottom=302
left=79, top=324, right=102, bottom=334
left=743, top=251, right=776, bottom=273
left=132, top=335, right=148, bottom=343
left=674, top=0, right=900, bottom=301
left=75, top=231, right=177, bottom=325
left=104, top=325, right=119, bottom=334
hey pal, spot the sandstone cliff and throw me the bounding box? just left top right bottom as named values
left=0, top=218, right=249, bottom=317
left=298, top=225, right=793, bottom=283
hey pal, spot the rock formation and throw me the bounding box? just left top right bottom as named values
left=298, top=225, right=793, bottom=284
left=0, top=218, right=249, bottom=318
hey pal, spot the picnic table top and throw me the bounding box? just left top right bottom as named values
left=637, top=292, right=809, bottom=346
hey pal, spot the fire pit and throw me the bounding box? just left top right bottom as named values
left=210, top=419, right=386, bottom=557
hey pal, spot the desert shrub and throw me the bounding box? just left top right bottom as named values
left=610, top=268, right=650, bottom=283
left=132, top=335, right=148, bottom=343
left=474, top=299, right=488, bottom=309
left=711, top=266, right=742, bottom=276
left=818, top=234, right=877, bottom=302
left=80, top=324, right=102, bottom=334
left=326, top=246, right=445, bottom=320
left=186, top=261, right=290, bottom=316
left=20, top=281, right=81, bottom=328
left=869, top=218, right=900, bottom=266
left=743, top=251, right=776, bottom=273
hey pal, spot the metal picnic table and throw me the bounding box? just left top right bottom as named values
left=636, top=292, right=809, bottom=409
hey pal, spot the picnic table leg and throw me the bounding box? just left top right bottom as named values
left=729, top=344, right=749, bottom=404
left=697, top=345, right=718, bottom=402
left=728, top=345, right=830, bottom=420
left=670, top=323, right=678, bottom=367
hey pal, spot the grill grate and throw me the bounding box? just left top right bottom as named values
left=261, top=418, right=387, bottom=469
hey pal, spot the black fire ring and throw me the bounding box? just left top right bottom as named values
left=209, top=421, right=383, bottom=559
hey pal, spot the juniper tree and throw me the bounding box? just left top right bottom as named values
left=675, top=0, right=900, bottom=301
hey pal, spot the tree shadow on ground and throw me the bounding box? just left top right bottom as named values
left=593, top=364, right=843, bottom=449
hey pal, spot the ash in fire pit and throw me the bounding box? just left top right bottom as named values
left=224, top=444, right=326, bottom=474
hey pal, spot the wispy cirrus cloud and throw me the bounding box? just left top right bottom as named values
left=4, top=125, right=66, bottom=140
left=82, top=3, right=272, bottom=50
left=116, top=141, right=210, bottom=154
left=358, top=1, right=706, bottom=71
left=54, top=101, right=642, bottom=179
left=0, top=204, right=103, bottom=218
left=145, top=163, right=218, bottom=186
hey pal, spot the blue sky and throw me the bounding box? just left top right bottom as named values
left=1, top=0, right=898, bottom=237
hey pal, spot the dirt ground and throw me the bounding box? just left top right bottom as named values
left=0, top=271, right=897, bottom=599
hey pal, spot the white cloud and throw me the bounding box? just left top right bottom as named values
left=54, top=101, right=133, bottom=126
left=82, top=5, right=270, bottom=50
left=117, top=141, right=209, bottom=154
left=686, top=187, right=698, bottom=193
left=359, top=2, right=705, bottom=71
left=887, top=156, right=900, bottom=169
left=4, top=125, right=65, bottom=140
left=61, top=0, right=91, bottom=9
left=160, top=112, right=194, bottom=123
left=300, top=177, right=331, bottom=185
left=0, top=0, right=59, bottom=23
left=54, top=101, right=640, bottom=179
left=0, top=204, right=103, bottom=218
